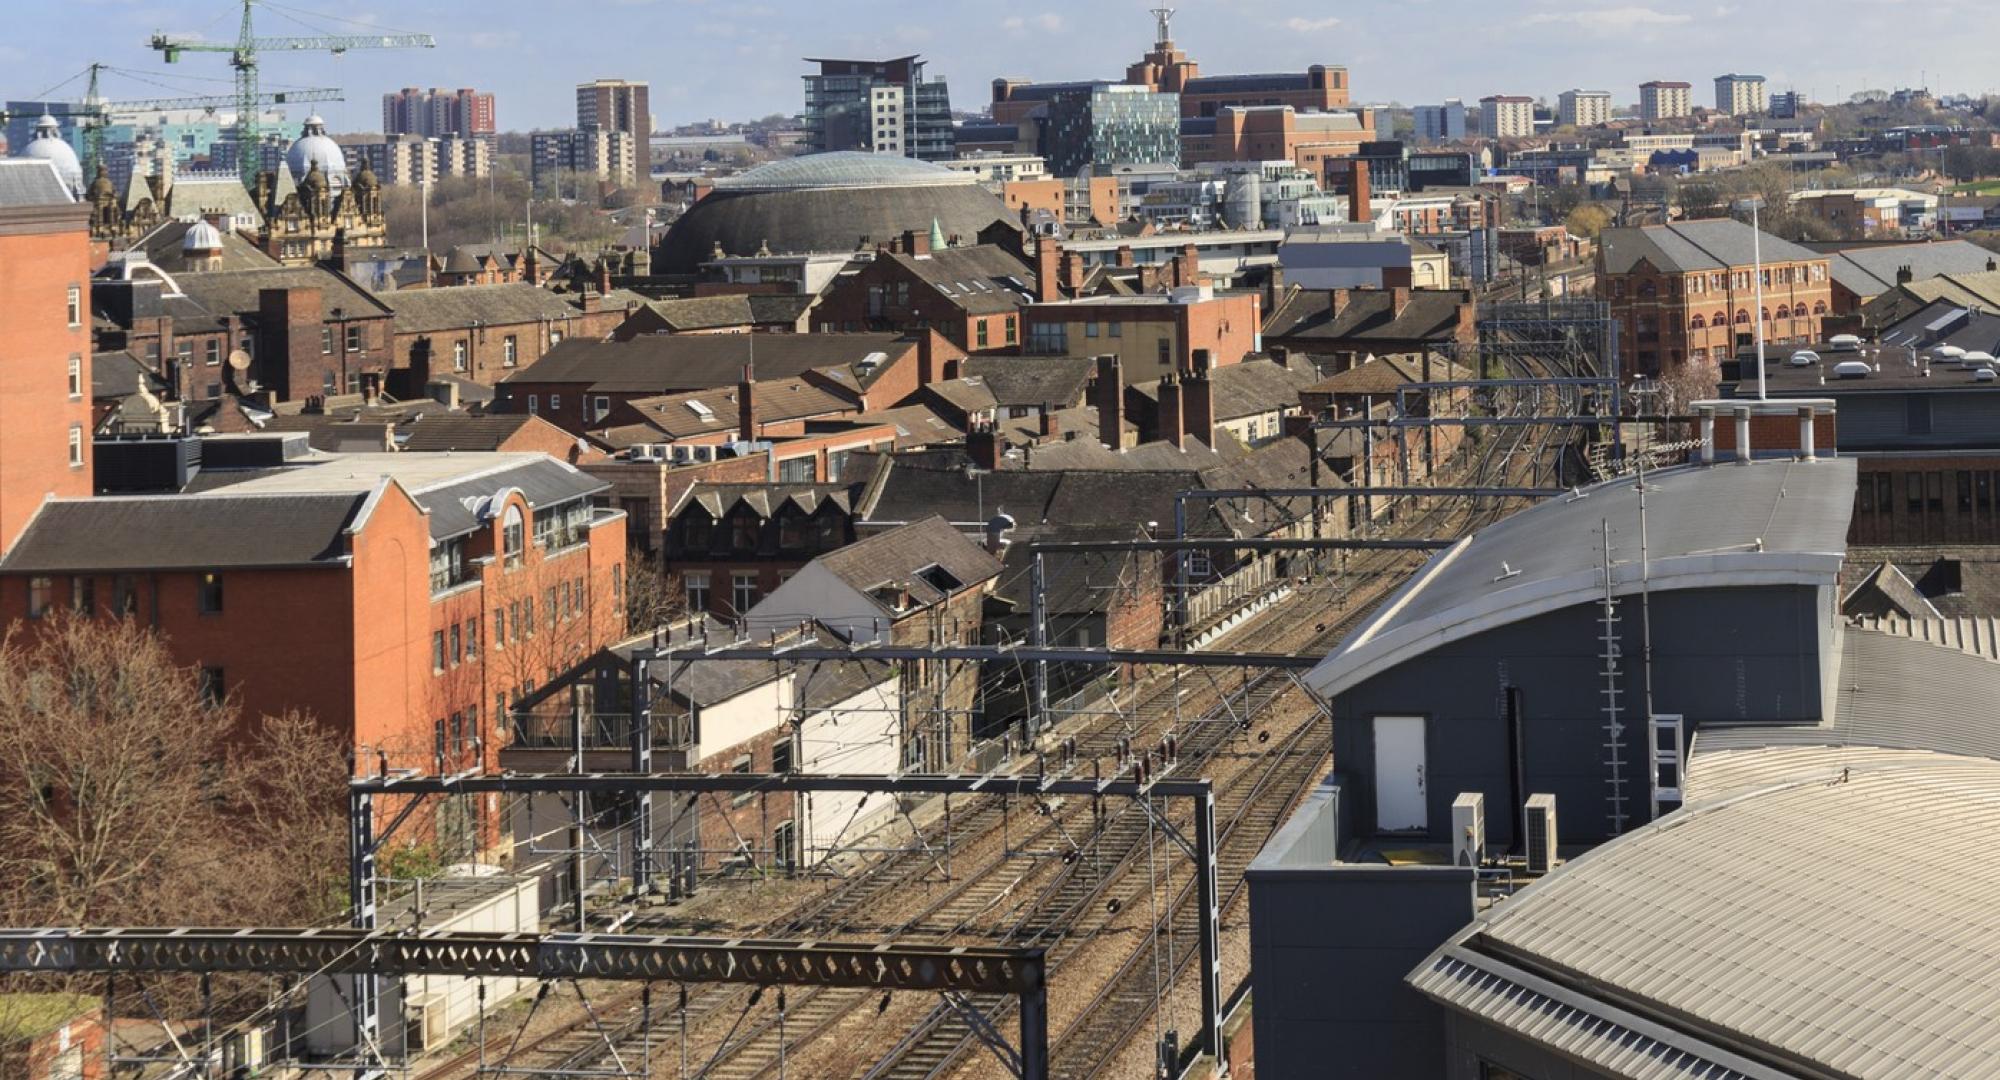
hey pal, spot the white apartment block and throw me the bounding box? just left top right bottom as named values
left=1413, top=100, right=1467, bottom=143
left=1639, top=81, right=1693, bottom=121
left=1479, top=96, right=1535, bottom=139
left=1557, top=89, right=1612, bottom=128
left=1714, top=74, right=1767, bottom=116
left=869, top=85, right=905, bottom=155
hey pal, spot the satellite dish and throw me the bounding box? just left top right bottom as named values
left=227, top=349, right=252, bottom=371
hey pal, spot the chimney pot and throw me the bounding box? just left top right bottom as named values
left=1157, top=372, right=1186, bottom=449
left=1095, top=353, right=1125, bottom=450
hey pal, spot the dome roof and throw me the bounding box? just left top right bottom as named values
left=285, top=115, right=348, bottom=192
left=712, top=151, right=980, bottom=193
left=657, top=153, right=1017, bottom=275
left=19, top=114, right=83, bottom=195
left=183, top=220, right=224, bottom=253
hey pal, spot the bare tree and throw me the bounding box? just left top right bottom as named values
left=624, top=561, right=688, bottom=634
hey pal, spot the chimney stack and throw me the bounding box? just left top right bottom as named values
left=1392, top=286, right=1411, bottom=318
left=1060, top=249, right=1086, bottom=294
left=1157, top=372, right=1186, bottom=450
left=1330, top=288, right=1352, bottom=317
left=1095, top=354, right=1124, bottom=450
left=1115, top=245, right=1135, bottom=268
left=1349, top=159, right=1373, bottom=224
left=903, top=228, right=931, bottom=257
left=1038, top=402, right=1059, bottom=439
left=1183, top=366, right=1214, bottom=448
left=966, top=420, right=1000, bottom=470
left=1896, top=264, right=1914, bottom=285
left=737, top=362, right=757, bottom=441
left=1035, top=241, right=1062, bottom=303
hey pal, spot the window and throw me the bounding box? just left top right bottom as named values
left=66, top=285, right=81, bottom=328
left=732, top=571, right=758, bottom=613
left=1959, top=471, right=1974, bottom=513
left=430, top=538, right=467, bottom=593
left=66, top=354, right=82, bottom=398
left=197, top=572, right=224, bottom=614
left=976, top=320, right=989, bottom=348
left=550, top=329, right=564, bottom=346
left=503, top=505, right=525, bottom=568
left=68, top=425, right=83, bottom=468
left=1108, top=321, right=1121, bottom=338
left=685, top=571, right=711, bottom=613
left=1005, top=316, right=1017, bottom=345
left=1157, top=339, right=1171, bottom=368
left=592, top=395, right=610, bottom=421
left=527, top=395, right=539, bottom=415
left=450, top=623, right=462, bottom=665
left=177, top=341, right=194, bottom=365
left=453, top=340, right=467, bottom=371
left=503, top=335, right=518, bottom=366
left=205, top=340, right=222, bottom=365
left=778, top=456, right=815, bottom=483
left=70, top=575, right=93, bottom=613
left=1084, top=321, right=1100, bottom=338
left=321, top=327, right=334, bottom=355
left=346, top=324, right=363, bottom=353
left=545, top=586, right=557, bottom=628
left=551, top=394, right=562, bottom=412
left=433, top=631, right=447, bottom=673
left=612, top=563, right=624, bottom=602
left=1928, top=471, right=1945, bottom=512
left=1907, top=472, right=1925, bottom=513
left=113, top=574, right=138, bottom=616
left=731, top=754, right=755, bottom=805
left=198, top=667, right=225, bottom=706
left=773, top=820, right=797, bottom=872
left=560, top=579, right=572, bottom=619
left=772, top=738, right=793, bottom=773
left=1026, top=322, right=1066, bottom=354
left=27, top=577, right=52, bottom=619
left=495, top=607, right=507, bottom=648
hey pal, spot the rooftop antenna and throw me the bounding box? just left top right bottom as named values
left=1151, top=6, right=1176, bottom=45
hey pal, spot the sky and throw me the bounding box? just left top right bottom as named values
left=10, top=0, right=1996, bottom=135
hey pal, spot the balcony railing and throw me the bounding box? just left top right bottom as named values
left=510, top=709, right=695, bottom=751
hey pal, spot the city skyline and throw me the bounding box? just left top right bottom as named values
left=10, top=0, right=1995, bottom=135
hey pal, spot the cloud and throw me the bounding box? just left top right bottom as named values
left=1284, top=16, right=1342, bottom=31
left=1001, top=13, right=1065, bottom=33
left=1525, top=6, right=1691, bottom=32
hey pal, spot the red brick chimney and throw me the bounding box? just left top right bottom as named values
left=1178, top=243, right=1201, bottom=287
left=903, top=228, right=931, bottom=256
left=1157, top=372, right=1185, bottom=449
left=1392, top=286, right=1411, bottom=319
left=597, top=259, right=613, bottom=296
left=966, top=420, right=999, bottom=470
left=1184, top=366, right=1215, bottom=447
left=1039, top=403, right=1059, bottom=439
left=1094, top=354, right=1124, bottom=450
left=1330, top=288, right=1352, bottom=318
left=737, top=362, right=757, bottom=441
left=1115, top=245, right=1135, bottom=268
left=1035, top=241, right=1062, bottom=303
left=1456, top=300, right=1477, bottom=343
left=1060, top=250, right=1086, bottom=294
left=1349, top=160, right=1373, bottom=224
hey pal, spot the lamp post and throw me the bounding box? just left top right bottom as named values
left=1736, top=197, right=1768, bottom=401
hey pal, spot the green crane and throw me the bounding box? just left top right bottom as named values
left=150, top=0, right=434, bottom=186
left=69, top=62, right=344, bottom=178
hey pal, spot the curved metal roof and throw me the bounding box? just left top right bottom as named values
left=713, top=151, right=979, bottom=193
left=655, top=178, right=1018, bottom=274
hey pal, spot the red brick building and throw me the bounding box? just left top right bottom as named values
left=1020, top=287, right=1261, bottom=382
left=810, top=238, right=1036, bottom=352
left=1597, top=218, right=1834, bottom=376
left=1123, top=19, right=1352, bottom=118
left=1180, top=106, right=1374, bottom=172
left=381, top=283, right=627, bottom=387
left=0, top=450, right=627, bottom=854
left=0, top=162, right=94, bottom=555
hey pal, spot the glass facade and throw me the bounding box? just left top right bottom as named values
left=1042, top=85, right=1180, bottom=178
left=803, top=58, right=956, bottom=162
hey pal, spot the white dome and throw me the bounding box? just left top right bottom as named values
left=19, top=114, right=82, bottom=195
left=285, top=115, right=349, bottom=191
left=183, top=220, right=224, bottom=253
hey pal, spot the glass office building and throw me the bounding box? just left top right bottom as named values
left=1042, top=84, right=1180, bottom=178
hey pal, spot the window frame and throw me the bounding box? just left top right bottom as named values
left=197, top=571, right=224, bottom=615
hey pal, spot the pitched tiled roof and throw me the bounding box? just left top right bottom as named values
left=132, top=219, right=279, bottom=273
left=640, top=294, right=757, bottom=331
left=1132, top=356, right=1319, bottom=421
left=0, top=160, right=75, bottom=207
left=173, top=265, right=391, bottom=323
left=962, top=355, right=1096, bottom=408
left=882, top=245, right=1037, bottom=316
left=921, top=376, right=999, bottom=415
left=1824, top=240, right=1999, bottom=299
left=381, top=283, right=579, bottom=334
left=1598, top=218, right=1821, bottom=274
left=504, top=333, right=909, bottom=396
left=396, top=414, right=541, bottom=452
left=607, top=378, right=853, bottom=441
left=0, top=493, right=364, bottom=572
left=681, top=483, right=855, bottom=520
left=1303, top=354, right=1472, bottom=395
left=1263, top=286, right=1470, bottom=345
left=814, top=515, right=1003, bottom=610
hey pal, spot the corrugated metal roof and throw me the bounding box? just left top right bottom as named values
left=1850, top=615, right=2000, bottom=660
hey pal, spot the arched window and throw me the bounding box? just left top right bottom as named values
left=1735, top=310, right=1751, bottom=325
left=1813, top=301, right=1828, bottom=315
left=1638, top=280, right=1658, bottom=299
left=1760, top=307, right=1772, bottom=322
left=1775, top=304, right=1791, bottom=319
left=1689, top=314, right=1706, bottom=329
left=502, top=505, right=525, bottom=569
left=1713, top=311, right=1728, bottom=326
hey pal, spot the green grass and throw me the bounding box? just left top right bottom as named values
left=1949, top=180, right=2000, bottom=195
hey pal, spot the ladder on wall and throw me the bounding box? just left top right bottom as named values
left=1598, top=520, right=1628, bottom=835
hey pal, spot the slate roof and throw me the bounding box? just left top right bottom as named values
left=844, top=403, right=965, bottom=448
left=604, top=379, right=853, bottom=441
left=504, top=333, right=909, bottom=396
left=380, top=283, right=579, bottom=334
left=1, top=493, right=364, bottom=572
left=1823, top=239, right=1999, bottom=298
left=1263, top=286, right=1470, bottom=346
left=639, top=294, right=759, bottom=331
left=166, top=177, right=261, bottom=223
left=881, top=245, right=1037, bottom=315
left=814, top=515, right=1003, bottom=613
left=1131, top=356, right=1319, bottom=421
left=961, top=355, right=1096, bottom=408
left=680, top=483, right=855, bottom=520
left=1598, top=218, right=1822, bottom=275
left=1302, top=354, right=1473, bottom=396
left=0, top=159, right=75, bottom=207
left=1022, top=432, right=1242, bottom=472
left=131, top=219, right=279, bottom=273
left=396, top=414, right=542, bottom=453
left=173, top=265, right=391, bottom=323
left=92, top=349, right=167, bottom=400
left=921, top=376, right=999, bottom=416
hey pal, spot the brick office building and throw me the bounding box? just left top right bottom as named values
left=0, top=449, right=627, bottom=853
left=1020, top=286, right=1260, bottom=382
left=809, top=237, right=1036, bottom=352
left=1179, top=106, right=1374, bottom=172
left=382, top=283, right=621, bottom=388
left=1597, top=219, right=1833, bottom=376
left=1122, top=12, right=1353, bottom=118
left=0, top=161, right=94, bottom=555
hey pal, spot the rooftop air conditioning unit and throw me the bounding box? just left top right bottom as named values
left=687, top=444, right=717, bottom=464
left=1832, top=360, right=1872, bottom=379
left=671, top=444, right=695, bottom=464
left=1524, top=793, right=1558, bottom=875
left=1451, top=792, right=1485, bottom=868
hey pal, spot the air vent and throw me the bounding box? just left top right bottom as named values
left=1832, top=360, right=1872, bottom=379
left=1524, top=793, right=1558, bottom=874
left=1452, top=792, right=1485, bottom=868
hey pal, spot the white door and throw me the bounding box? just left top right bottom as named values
left=1374, top=715, right=1428, bottom=832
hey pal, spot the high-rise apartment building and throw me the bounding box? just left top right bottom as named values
left=1769, top=91, right=1802, bottom=119
left=1412, top=100, right=1467, bottom=143
left=1639, top=80, right=1693, bottom=121
left=342, top=134, right=491, bottom=186
left=801, top=56, right=955, bottom=161
left=1479, top=95, right=1535, bottom=139
left=1557, top=89, right=1613, bottom=128
left=1715, top=74, right=1768, bottom=117
left=531, top=127, right=637, bottom=189
left=382, top=87, right=496, bottom=138
left=576, top=79, right=652, bottom=142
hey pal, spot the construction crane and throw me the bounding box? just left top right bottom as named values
left=63, top=63, right=343, bottom=177
left=149, top=0, right=434, bottom=185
